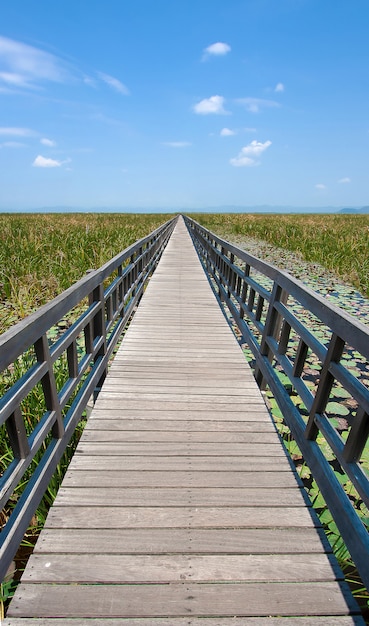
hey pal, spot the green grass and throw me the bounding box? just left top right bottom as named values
left=188, top=213, right=369, bottom=298
left=0, top=212, right=171, bottom=332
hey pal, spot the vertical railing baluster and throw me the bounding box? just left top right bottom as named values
left=89, top=282, right=107, bottom=399
left=240, top=264, right=250, bottom=320
left=34, top=334, right=64, bottom=438
left=305, top=334, right=345, bottom=440
left=254, top=283, right=286, bottom=388
left=6, top=406, right=30, bottom=459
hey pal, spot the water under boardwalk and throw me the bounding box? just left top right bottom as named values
left=5, top=217, right=364, bottom=624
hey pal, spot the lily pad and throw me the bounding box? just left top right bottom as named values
left=326, top=401, right=350, bottom=416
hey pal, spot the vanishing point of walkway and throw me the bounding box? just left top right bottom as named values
left=5, top=218, right=363, bottom=624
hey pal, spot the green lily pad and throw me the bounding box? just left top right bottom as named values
left=326, top=401, right=350, bottom=416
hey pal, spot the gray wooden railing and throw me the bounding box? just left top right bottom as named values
left=0, top=216, right=177, bottom=582
left=184, top=215, right=369, bottom=591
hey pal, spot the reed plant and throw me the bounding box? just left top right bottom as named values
left=0, top=213, right=170, bottom=332
left=189, top=213, right=369, bottom=298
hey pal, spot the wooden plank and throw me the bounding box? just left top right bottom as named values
left=80, top=430, right=282, bottom=444
left=84, top=418, right=277, bottom=432
left=54, top=486, right=306, bottom=507
left=23, top=553, right=339, bottom=583
left=92, top=399, right=270, bottom=412
left=3, top=618, right=365, bottom=625
left=7, top=582, right=357, bottom=618
left=61, top=469, right=298, bottom=488
left=45, top=505, right=318, bottom=529
left=74, top=442, right=286, bottom=456
left=66, top=455, right=293, bottom=471
left=34, top=527, right=329, bottom=554
left=100, top=384, right=262, bottom=397
left=88, top=408, right=270, bottom=420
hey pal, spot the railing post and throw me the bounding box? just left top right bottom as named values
left=34, top=334, right=64, bottom=439
left=89, top=281, right=107, bottom=400
left=305, top=334, right=345, bottom=440
left=255, top=283, right=287, bottom=389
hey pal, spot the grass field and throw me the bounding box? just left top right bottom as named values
left=1, top=213, right=368, bottom=335
left=188, top=213, right=369, bottom=298
left=0, top=213, right=171, bottom=332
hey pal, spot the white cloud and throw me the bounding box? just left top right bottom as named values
left=193, top=95, right=228, bottom=115
left=220, top=128, right=236, bottom=136
left=236, top=97, right=280, bottom=113
left=33, top=155, right=70, bottom=168
left=41, top=137, right=56, bottom=147
left=0, top=127, right=36, bottom=137
left=0, top=36, right=68, bottom=90
left=315, top=183, right=326, bottom=190
left=97, top=71, right=130, bottom=95
left=275, top=82, right=285, bottom=93
left=338, top=177, right=351, bottom=184
left=202, top=42, right=231, bottom=60
left=230, top=140, right=272, bottom=167
left=83, top=75, right=96, bottom=88
left=163, top=141, right=191, bottom=148
left=0, top=141, right=26, bottom=148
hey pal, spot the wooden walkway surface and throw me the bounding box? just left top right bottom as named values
left=5, top=217, right=364, bottom=624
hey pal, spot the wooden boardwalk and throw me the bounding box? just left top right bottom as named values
left=5, top=217, right=364, bottom=624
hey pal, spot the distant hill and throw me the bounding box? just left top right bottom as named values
left=339, top=206, right=369, bottom=214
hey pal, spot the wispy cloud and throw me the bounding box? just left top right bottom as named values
left=33, top=154, right=70, bottom=168
left=202, top=42, right=231, bottom=61
left=230, top=140, right=272, bottom=167
left=193, top=95, right=229, bottom=115
left=0, top=126, right=36, bottom=137
left=0, top=141, right=26, bottom=148
left=338, top=177, right=351, bottom=184
left=220, top=128, right=236, bottom=136
left=315, top=183, right=326, bottom=190
left=163, top=141, right=191, bottom=148
left=274, top=82, right=285, bottom=93
left=220, top=127, right=256, bottom=137
left=40, top=137, right=56, bottom=147
left=97, top=71, right=130, bottom=95
left=0, top=36, right=68, bottom=91
left=236, top=97, right=280, bottom=113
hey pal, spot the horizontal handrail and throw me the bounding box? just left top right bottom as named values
left=184, top=214, right=369, bottom=591
left=0, top=215, right=178, bottom=582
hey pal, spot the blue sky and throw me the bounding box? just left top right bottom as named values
left=0, top=0, right=368, bottom=211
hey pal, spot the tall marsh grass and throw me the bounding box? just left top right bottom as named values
left=0, top=213, right=170, bottom=332
left=189, top=213, right=369, bottom=298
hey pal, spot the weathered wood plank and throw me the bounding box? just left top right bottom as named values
left=84, top=418, right=277, bottom=432
left=45, top=505, right=318, bottom=529
left=61, top=469, right=298, bottom=488
left=74, top=442, right=286, bottom=456
left=80, top=430, right=282, bottom=443
left=3, top=618, right=365, bottom=625
left=93, top=399, right=270, bottom=412
left=23, top=553, right=339, bottom=583
left=54, top=486, right=306, bottom=507
left=66, top=455, right=293, bottom=471
left=7, top=582, right=357, bottom=618
left=87, top=408, right=270, bottom=421
left=34, top=527, right=329, bottom=554
left=88, top=407, right=270, bottom=420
